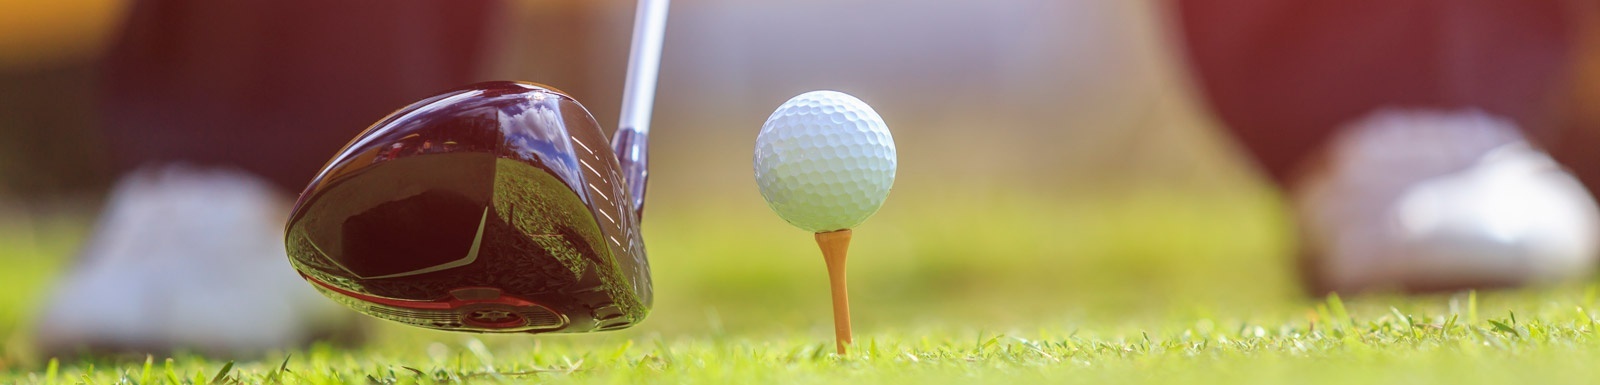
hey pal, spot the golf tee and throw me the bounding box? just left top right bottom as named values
left=815, top=229, right=854, bottom=355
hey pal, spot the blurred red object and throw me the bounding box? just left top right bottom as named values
left=99, top=0, right=501, bottom=189
left=1175, top=0, right=1594, bottom=185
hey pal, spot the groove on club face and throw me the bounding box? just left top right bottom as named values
left=285, top=81, right=651, bottom=333
left=612, top=129, right=649, bottom=218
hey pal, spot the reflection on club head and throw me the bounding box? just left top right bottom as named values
left=285, top=81, right=651, bottom=333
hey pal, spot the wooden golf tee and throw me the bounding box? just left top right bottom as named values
left=815, top=229, right=853, bottom=355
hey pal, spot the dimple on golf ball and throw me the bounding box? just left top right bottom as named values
left=754, top=90, right=897, bottom=233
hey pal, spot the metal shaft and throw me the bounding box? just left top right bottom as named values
left=613, top=0, right=669, bottom=217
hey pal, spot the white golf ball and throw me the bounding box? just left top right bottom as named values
left=754, top=90, right=897, bottom=233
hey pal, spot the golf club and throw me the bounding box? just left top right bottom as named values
left=282, top=0, right=669, bottom=334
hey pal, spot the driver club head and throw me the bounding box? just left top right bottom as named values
left=284, top=81, right=651, bottom=333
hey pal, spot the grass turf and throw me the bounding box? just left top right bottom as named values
left=4, top=189, right=1600, bottom=384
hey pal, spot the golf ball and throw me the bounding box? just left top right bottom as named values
left=754, top=90, right=896, bottom=233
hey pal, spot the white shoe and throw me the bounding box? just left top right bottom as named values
left=1294, top=109, right=1600, bottom=294
left=35, top=165, right=360, bottom=357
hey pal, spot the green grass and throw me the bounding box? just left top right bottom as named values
left=5, top=188, right=1600, bottom=384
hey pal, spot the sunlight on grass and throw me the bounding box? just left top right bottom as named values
left=5, top=188, right=1600, bottom=384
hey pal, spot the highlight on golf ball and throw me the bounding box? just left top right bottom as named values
left=753, top=91, right=897, bottom=233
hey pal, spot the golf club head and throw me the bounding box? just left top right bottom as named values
left=285, top=81, right=651, bottom=333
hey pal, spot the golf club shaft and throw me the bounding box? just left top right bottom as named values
left=614, top=0, right=669, bottom=217
left=618, top=0, right=667, bottom=136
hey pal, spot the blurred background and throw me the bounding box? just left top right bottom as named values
left=5, top=0, right=1591, bottom=367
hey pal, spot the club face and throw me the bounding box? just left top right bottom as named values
left=285, top=81, right=651, bottom=333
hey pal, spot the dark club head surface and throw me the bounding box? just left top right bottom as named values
left=285, top=81, right=650, bottom=333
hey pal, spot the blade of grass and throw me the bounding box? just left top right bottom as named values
left=209, top=361, right=234, bottom=385
left=139, top=355, right=153, bottom=384
left=45, top=358, right=57, bottom=385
